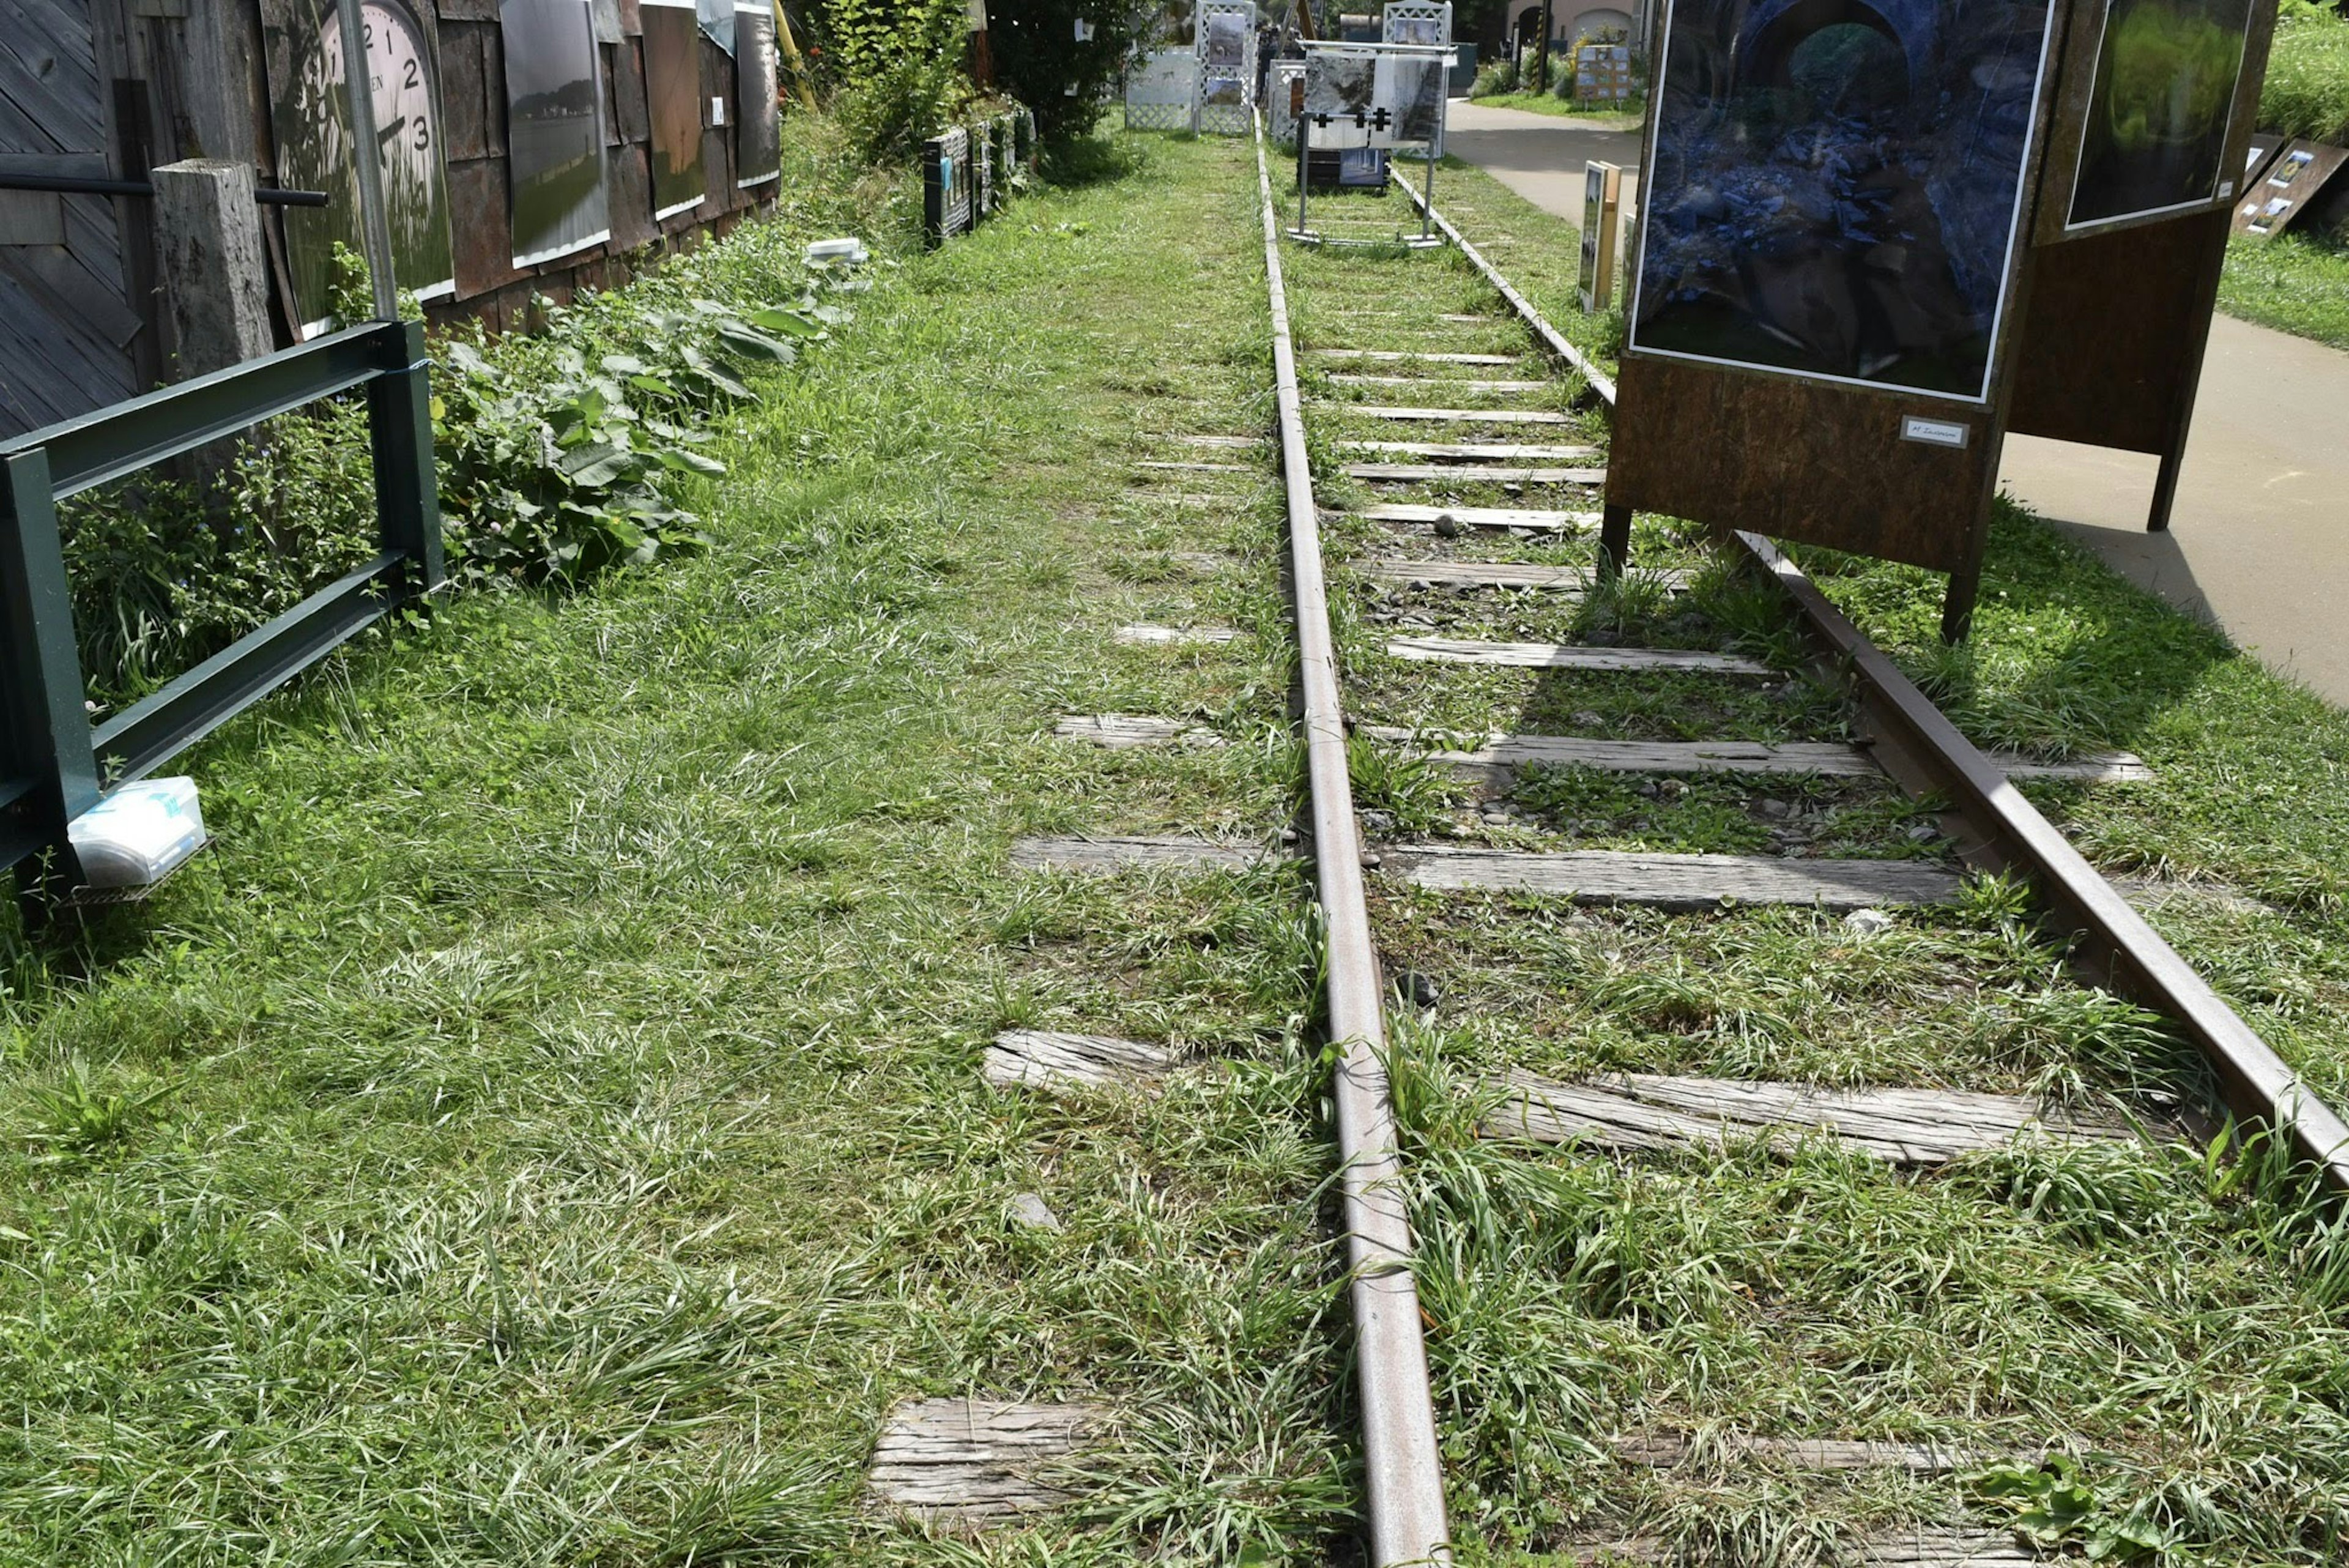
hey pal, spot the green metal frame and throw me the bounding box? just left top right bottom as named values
left=0, top=318, right=442, bottom=893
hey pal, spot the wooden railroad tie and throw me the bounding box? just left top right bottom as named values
left=1339, top=406, right=1582, bottom=426
left=1384, top=846, right=1963, bottom=910
left=1010, top=836, right=1272, bottom=874
left=1359, top=560, right=1608, bottom=592
left=1386, top=637, right=1774, bottom=675
left=1338, top=440, right=1602, bottom=462
left=985, top=1029, right=1171, bottom=1093
left=1611, top=1432, right=1989, bottom=1473
left=1135, top=459, right=1251, bottom=474
left=1115, top=624, right=1242, bottom=646
left=1345, top=462, right=1608, bottom=484
left=1308, top=347, right=1517, bottom=365
left=1358, top=502, right=1597, bottom=532
left=1165, top=433, right=1262, bottom=449
left=1329, top=374, right=1550, bottom=392
left=1054, top=714, right=1224, bottom=749
left=1540, top=1531, right=2031, bottom=1566
left=1367, top=729, right=2151, bottom=784
left=867, top=1397, right=1107, bottom=1524
left=1485, top=1069, right=2129, bottom=1165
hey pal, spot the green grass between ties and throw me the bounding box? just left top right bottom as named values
left=1279, top=154, right=2349, bottom=1564
left=0, top=131, right=1362, bottom=1564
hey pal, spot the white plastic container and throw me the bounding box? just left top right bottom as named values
left=804, top=236, right=869, bottom=266
left=67, top=776, right=207, bottom=888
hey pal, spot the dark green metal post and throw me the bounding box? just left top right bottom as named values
left=368, top=319, right=445, bottom=599
left=1, top=447, right=98, bottom=890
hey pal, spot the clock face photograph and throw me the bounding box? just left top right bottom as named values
left=499, top=0, right=612, bottom=267
left=261, top=0, right=457, bottom=332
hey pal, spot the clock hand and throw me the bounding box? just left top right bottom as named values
left=376, top=115, right=408, bottom=146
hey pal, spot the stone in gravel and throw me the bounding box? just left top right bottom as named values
left=1844, top=908, right=1896, bottom=938
left=1009, top=1193, right=1063, bottom=1232
left=1906, top=822, right=1941, bottom=843
left=1433, top=513, right=1465, bottom=538
left=1360, top=809, right=1397, bottom=837
left=1571, top=711, right=1605, bottom=728
left=1757, top=799, right=1792, bottom=820
left=1482, top=811, right=1512, bottom=825
left=1635, top=781, right=1661, bottom=798
left=1395, top=970, right=1441, bottom=1008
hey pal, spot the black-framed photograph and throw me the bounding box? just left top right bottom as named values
left=261, top=0, right=455, bottom=332
left=735, top=0, right=781, bottom=188
left=643, top=0, right=710, bottom=220
left=2066, top=0, right=2254, bottom=229
left=1629, top=0, right=2057, bottom=402
left=500, top=0, right=611, bottom=268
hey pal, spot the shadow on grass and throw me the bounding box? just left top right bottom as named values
left=1041, top=133, right=1151, bottom=190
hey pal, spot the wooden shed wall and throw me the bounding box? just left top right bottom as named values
left=0, top=0, right=776, bottom=440
left=0, top=0, right=143, bottom=435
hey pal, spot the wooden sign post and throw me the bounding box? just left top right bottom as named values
left=1604, top=0, right=2276, bottom=638
left=1578, top=161, right=1620, bottom=313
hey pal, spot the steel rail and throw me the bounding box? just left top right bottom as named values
left=1425, top=184, right=2349, bottom=1188
left=1253, top=124, right=1454, bottom=1566
left=1396, top=173, right=1615, bottom=406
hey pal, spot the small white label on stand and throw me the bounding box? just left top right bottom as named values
left=1901, top=415, right=1969, bottom=448
left=2219, top=179, right=2235, bottom=198
left=711, top=97, right=727, bottom=125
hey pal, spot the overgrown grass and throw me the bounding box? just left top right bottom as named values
left=2262, top=0, right=2349, bottom=146
left=2217, top=229, right=2349, bottom=350
left=0, top=130, right=1359, bottom=1562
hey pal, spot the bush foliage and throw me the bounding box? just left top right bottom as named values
left=58, top=121, right=892, bottom=712
left=2262, top=0, right=2349, bottom=146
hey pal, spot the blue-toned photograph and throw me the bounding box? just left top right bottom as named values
left=1630, top=0, right=2055, bottom=400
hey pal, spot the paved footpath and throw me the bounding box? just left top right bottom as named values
left=1445, top=98, right=2349, bottom=707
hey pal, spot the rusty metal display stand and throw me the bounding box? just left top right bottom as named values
left=1603, top=0, right=2276, bottom=639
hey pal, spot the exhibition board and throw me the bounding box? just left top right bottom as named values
left=2233, top=139, right=2349, bottom=238
left=1606, top=0, right=2286, bottom=633
left=2033, top=0, right=2273, bottom=244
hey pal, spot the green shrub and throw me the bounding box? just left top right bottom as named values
left=2262, top=0, right=2349, bottom=146
left=989, top=0, right=1156, bottom=145
left=1470, top=58, right=1517, bottom=97
left=819, top=0, right=974, bottom=161
left=56, top=120, right=887, bottom=710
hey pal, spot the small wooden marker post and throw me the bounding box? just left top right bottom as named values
left=1576, top=160, right=1620, bottom=314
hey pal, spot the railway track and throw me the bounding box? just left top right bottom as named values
left=1245, top=135, right=2349, bottom=1565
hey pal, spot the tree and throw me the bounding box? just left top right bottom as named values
left=985, top=0, right=1162, bottom=144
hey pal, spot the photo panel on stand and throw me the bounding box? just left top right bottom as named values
left=736, top=0, right=781, bottom=188
left=500, top=0, right=612, bottom=269
left=643, top=0, right=710, bottom=220
left=2066, top=0, right=2255, bottom=229
left=1629, top=0, right=2058, bottom=401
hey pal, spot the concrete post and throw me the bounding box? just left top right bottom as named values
left=150, top=160, right=273, bottom=377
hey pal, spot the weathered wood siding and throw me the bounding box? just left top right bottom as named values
left=0, top=0, right=777, bottom=439
left=0, top=0, right=141, bottom=435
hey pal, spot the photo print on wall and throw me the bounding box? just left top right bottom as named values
left=736, top=0, right=781, bottom=187
left=2067, top=0, right=2254, bottom=228
left=644, top=0, right=710, bottom=220
left=1630, top=0, right=2058, bottom=401
left=260, top=0, right=456, bottom=333
left=499, top=0, right=612, bottom=269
